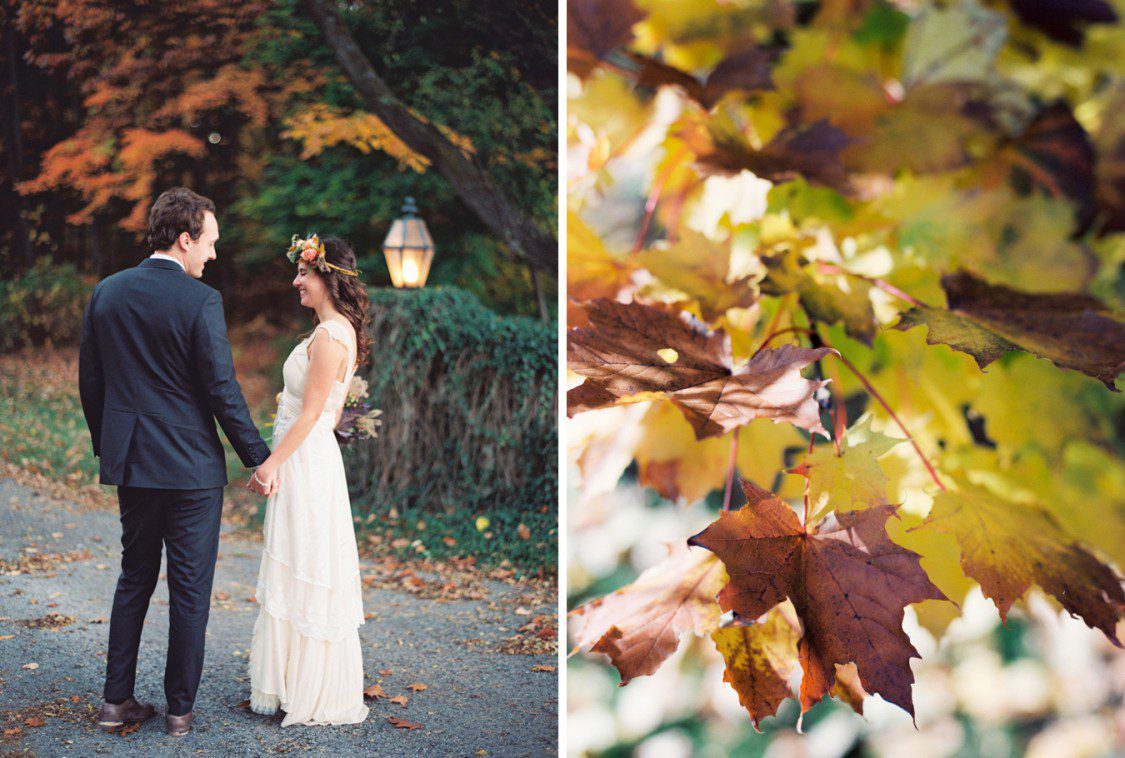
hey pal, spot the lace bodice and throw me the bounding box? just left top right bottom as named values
left=276, top=320, right=357, bottom=428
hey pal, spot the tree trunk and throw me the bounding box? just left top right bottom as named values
left=301, top=0, right=557, bottom=278
left=3, top=19, right=32, bottom=269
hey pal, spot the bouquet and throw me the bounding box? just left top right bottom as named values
left=335, top=376, right=383, bottom=444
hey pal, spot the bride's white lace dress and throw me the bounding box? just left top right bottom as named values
left=249, top=319, right=369, bottom=726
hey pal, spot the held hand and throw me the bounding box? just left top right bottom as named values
left=250, top=459, right=281, bottom=497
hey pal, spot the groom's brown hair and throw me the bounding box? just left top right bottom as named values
left=146, top=187, right=216, bottom=252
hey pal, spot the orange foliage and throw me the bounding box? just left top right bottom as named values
left=283, top=103, right=474, bottom=172
left=14, top=0, right=272, bottom=232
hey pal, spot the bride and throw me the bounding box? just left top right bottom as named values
left=245, top=234, right=372, bottom=726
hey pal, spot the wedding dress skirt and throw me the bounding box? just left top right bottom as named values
left=249, top=321, right=369, bottom=727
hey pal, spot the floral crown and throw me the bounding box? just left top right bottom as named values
left=286, top=234, right=358, bottom=276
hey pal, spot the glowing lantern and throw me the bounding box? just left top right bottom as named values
left=382, top=197, right=434, bottom=288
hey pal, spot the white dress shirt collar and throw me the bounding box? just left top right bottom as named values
left=150, top=252, right=186, bottom=272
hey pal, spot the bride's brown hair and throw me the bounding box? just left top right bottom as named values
left=312, top=237, right=373, bottom=368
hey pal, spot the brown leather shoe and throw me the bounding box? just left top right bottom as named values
left=165, top=711, right=193, bottom=737
left=96, top=697, right=156, bottom=728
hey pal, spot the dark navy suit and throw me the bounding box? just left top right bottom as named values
left=79, top=257, right=270, bottom=715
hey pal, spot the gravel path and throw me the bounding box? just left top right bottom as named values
left=0, top=479, right=557, bottom=757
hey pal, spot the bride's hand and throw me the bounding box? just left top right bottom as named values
left=253, top=459, right=281, bottom=496
left=248, top=461, right=281, bottom=494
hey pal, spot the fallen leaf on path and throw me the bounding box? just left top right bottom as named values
left=23, top=717, right=45, bottom=727
left=364, top=684, right=388, bottom=699
left=531, top=664, right=556, bottom=672
left=378, top=668, right=393, bottom=676
left=388, top=717, right=423, bottom=730
left=232, top=699, right=251, bottom=709
left=406, top=682, right=428, bottom=692
left=2, top=727, right=20, bottom=735
left=116, top=722, right=139, bottom=736
left=22, top=662, right=39, bottom=670
left=389, top=695, right=408, bottom=706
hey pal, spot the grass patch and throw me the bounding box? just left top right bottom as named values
left=0, top=351, right=100, bottom=488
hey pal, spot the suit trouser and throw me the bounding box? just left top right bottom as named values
left=103, top=486, right=223, bottom=716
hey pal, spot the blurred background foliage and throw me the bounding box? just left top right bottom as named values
left=567, top=0, right=1125, bottom=754
left=0, top=0, right=558, bottom=573
left=0, top=0, right=557, bottom=320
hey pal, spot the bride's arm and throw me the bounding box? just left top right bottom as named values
left=254, top=331, right=347, bottom=486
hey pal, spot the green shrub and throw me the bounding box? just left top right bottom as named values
left=343, top=286, right=556, bottom=519
left=362, top=505, right=557, bottom=573
left=0, top=261, right=92, bottom=352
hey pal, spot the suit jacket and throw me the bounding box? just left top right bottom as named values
left=78, top=257, right=270, bottom=489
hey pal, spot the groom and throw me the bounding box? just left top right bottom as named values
left=79, top=187, right=274, bottom=737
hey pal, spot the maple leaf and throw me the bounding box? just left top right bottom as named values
left=23, top=717, right=46, bottom=728
left=711, top=605, right=799, bottom=730
left=388, top=717, right=424, bottom=730
left=567, top=210, right=637, bottom=306
left=991, top=103, right=1097, bottom=230
left=760, top=250, right=877, bottom=345
left=567, top=299, right=835, bottom=439
left=567, top=0, right=647, bottom=77
left=1005, top=0, right=1117, bottom=45
left=634, top=401, right=730, bottom=504
left=389, top=695, right=408, bottom=706
left=689, top=480, right=946, bottom=719
left=796, top=417, right=903, bottom=521
left=895, top=271, right=1125, bottom=389
left=406, top=683, right=428, bottom=692
left=569, top=545, right=725, bottom=684
left=363, top=684, right=389, bottom=699
left=637, top=230, right=759, bottom=322
left=630, top=47, right=774, bottom=109
left=921, top=477, right=1125, bottom=642
left=680, top=117, right=852, bottom=192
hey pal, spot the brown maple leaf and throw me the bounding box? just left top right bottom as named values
left=388, top=717, right=424, bottom=730
left=896, top=271, right=1125, bottom=389
left=567, top=299, right=835, bottom=439
left=689, top=480, right=946, bottom=720
left=389, top=695, right=408, bottom=706
left=680, top=117, right=852, bottom=191
left=406, top=682, right=428, bottom=692
left=23, top=717, right=46, bottom=728
left=363, top=684, right=388, bottom=699
left=569, top=545, right=725, bottom=684
left=631, top=46, right=774, bottom=109
left=568, top=0, right=647, bottom=77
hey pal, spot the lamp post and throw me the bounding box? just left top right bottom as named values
left=382, top=196, right=435, bottom=288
